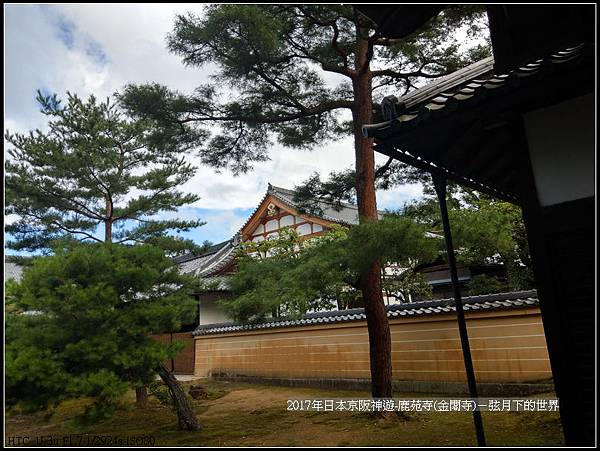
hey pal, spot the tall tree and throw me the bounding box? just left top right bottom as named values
left=402, top=187, right=535, bottom=292
left=221, top=218, right=436, bottom=323
left=5, top=91, right=204, bottom=256
left=5, top=91, right=206, bottom=422
left=5, top=242, right=202, bottom=430
left=119, top=5, right=489, bottom=398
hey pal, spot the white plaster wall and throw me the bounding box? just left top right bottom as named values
left=252, top=224, right=265, bottom=235
left=296, top=223, right=311, bottom=236
left=524, top=93, right=595, bottom=206
left=280, top=214, right=294, bottom=227
left=199, top=296, right=233, bottom=325
left=265, top=219, right=278, bottom=232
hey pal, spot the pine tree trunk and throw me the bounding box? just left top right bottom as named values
left=351, top=30, right=393, bottom=399
left=157, top=364, right=202, bottom=431
left=105, top=220, right=113, bottom=243
left=135, top=386, right=148, bottom=408
left=104, top=197, right=113, bottom=243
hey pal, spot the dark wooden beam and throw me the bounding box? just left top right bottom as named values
left=374, top=141, right=520, bottom=204
left=487, top=5, right=595, bottom=73
left=356, top=6, right=444, bottom=39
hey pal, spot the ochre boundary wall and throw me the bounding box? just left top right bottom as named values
left=194, top=307, right=551, bottom=383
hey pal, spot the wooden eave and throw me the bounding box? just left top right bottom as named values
left=364, top=43, right=593, bottom=205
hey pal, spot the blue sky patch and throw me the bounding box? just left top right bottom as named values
left=44, top=7, right=77, bottom=50
left=86, top=40, right=108, bottom=65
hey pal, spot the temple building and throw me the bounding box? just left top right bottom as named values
left=175, top=183, right=506, bottom=325
left=174, top=183, right=375, bottom=325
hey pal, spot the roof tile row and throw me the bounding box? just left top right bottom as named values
left=363, top=44, right=586, bottom=139
left=193, top=290, right=539, bottom=336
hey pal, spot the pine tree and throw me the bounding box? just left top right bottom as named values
left=402, top=190, right=535, bottom=292
left=5, top=91, right=206, bottom=429
left=6, top=243, right=201, bottom=430
left=119, top=4, right=490, bottom=398
left=221, top=218, right=437, bottom=322
left=5, top=91, right=204, bottom=256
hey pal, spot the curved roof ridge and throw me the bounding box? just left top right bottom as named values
left=236, top=183, right=366, bottom=235
left=198, top=241, right=237, bottom=276
left=269, top=183, right=374, bottom=213
left=236, top=187, right=273, bottom=237
left=178, top=239, right=237, bottom=277
left=269, top=183, right=386, bottom=225
left=173, top=239, right=233, bottom=264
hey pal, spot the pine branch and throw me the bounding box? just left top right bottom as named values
left=175, top=99, right=354, bottom=125
left=371, top=67, right=452, bottom=80
left=296, top=6, right=350, bottom=69
left=23, top=211, right=103, bottom=243
left=284, top=36, right=355, bottom=78
left=35, top=183, right=105, bottom=221
left=374, top=157, right=394, bottom=179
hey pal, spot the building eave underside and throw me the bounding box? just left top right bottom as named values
left=363, top=43, right=593, bottom=204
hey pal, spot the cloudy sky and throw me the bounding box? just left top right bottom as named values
left=4, top=4, right=423, bottom=250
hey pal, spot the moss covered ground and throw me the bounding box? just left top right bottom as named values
left=5, top=379, right=564, bottom=447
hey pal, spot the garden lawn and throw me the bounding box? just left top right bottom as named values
left=5, top=379, right=563, bottom=447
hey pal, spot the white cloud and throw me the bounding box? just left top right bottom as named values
left=5, top=4, right=211, bottom=124
left=5, top=4, right=425, bottom=245
left=203, top=209, right=249, bottom=237
left=4, top=214, right=19, bottom=226
left=377, top=184, right=424, bottom=211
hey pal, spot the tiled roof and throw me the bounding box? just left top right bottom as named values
left=193, top=290, right=539, bottom=336
left=363, top=44, right=586, bottom=140
left=361, top=43, right=590, bottom=203
left=268, top=184, right=365, bottom=225
left=176, top=183, right=384, bottom=279
left=173, top=241, right=232, bottom=264
left=392, top=56, right=494, bottom=112
left=238, top=184, right=378, bottom=233
left=177, top=239, right=237, bottom=278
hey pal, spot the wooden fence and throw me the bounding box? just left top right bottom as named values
left=153, top=332, right=195, bottom=374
